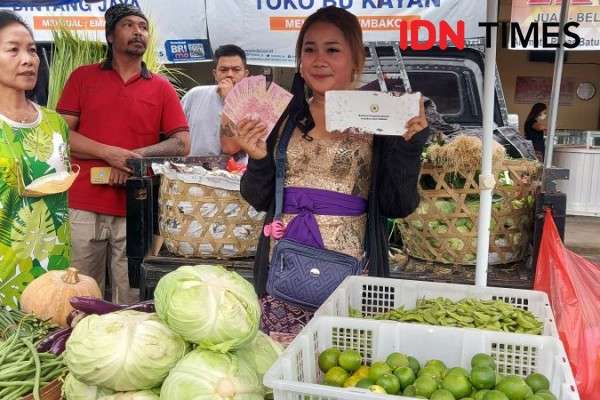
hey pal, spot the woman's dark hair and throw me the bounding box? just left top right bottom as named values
left=526, top=103, right=547, bottom=125
left=295, top=6, right=365, bottom=76
left=0, top=11, right=34, bottom=38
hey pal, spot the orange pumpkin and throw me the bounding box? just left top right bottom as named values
left=20, top=267, right=102, bottom=327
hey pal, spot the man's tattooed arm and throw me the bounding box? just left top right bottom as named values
left=135, top=131, right=190, bottom=157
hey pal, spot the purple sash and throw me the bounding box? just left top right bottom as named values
left=281, top=187, right=368, bottom=249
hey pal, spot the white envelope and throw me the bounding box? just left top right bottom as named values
left=325, top=90, right=421, bottom=136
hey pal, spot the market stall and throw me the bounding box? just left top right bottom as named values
left=0, top=1, right=592, bottom=399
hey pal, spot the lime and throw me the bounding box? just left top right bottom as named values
left=471, top=366, right=497, bottom=390
left=318, top=348, right=340, bottom=373
left=368, top=361, right=393, bottom=382
left=343, top=375, right=361, bottom=388
left=353, top=365, right=370, bottom=380
left=419, top=365, right=444, bottom=381
left=394, top=366, right=416, bottom=389
left=386, top=352, right=410, bottom=369
left=525, top=373, right=550, bottom=393
left=534, top=390, right=557, bottom=400
left=471, top=353, right=496, bottom=370
left=356, top=378, right=374, bottom=389
left=431, top=389, right=457, bottom=400
left=425, top=359, right=448, bottom=377
left=403, top=384, right=417, bottom=396
left=446, top=367, right=470, bottom=378
left=474, top=390, right=491, bottom=400
left=408, top=356, right=421, bottom=375
left=415, top=375, right=439, bottom=398
left=497, top=374, right=505, bottom=386
left=338, top=350, right=362, bottom=373
left=442, top=371, right=473, bottom=399
left=369, top=384, right=386, bottom=394
left=483, top=390, right=510, bottom=400
left=496, top=376, right=533, bottom=400
left=525, top=396, right=545, bottom=400
left=377, top=373, right=401, bottom=394
left=324, top=366, right=349, bottom=387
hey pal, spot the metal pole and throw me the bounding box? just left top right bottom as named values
left=544, top=0, right=570, bottom=168
left=475, top=0, right=498, bottom=288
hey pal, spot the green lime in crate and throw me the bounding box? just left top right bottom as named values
left=264, top=316, right=578, bottom=400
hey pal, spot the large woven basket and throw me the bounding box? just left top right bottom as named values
left=22, top=378, right=62, bottom=400
left=158, top=173, right=265, bottom=259
left=396, top=159, right=542, bottom=265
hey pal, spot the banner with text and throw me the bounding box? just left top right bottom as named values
left=511, top=0, right=600, bottom=50
left=207, top=0, right=486, bottom=67
left=0, top=0, right=210, bottom=63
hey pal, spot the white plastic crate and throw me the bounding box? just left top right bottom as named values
left=264, top=316, right=579, bottom=400
left=316, top=276, right=558, bottom=337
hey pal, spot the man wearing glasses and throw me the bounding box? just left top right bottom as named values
left=181, top=44, right=249, bottom=156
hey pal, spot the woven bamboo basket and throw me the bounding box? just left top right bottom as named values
left=158, top=174, right=265, bottom=259
left=396, top=159, right=542, bottom=265
left=22, top=378, right=62, bottom=400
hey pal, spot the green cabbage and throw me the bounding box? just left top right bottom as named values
left=466, top=198, right=480, bottom=212
left=154, top=265, right=261, bottom=353
left=434, top=199, right=456, bottom=214
left=235, top=331, right=282, bottom=393
left=65, top=310, right=188, bottom=391
left=160, top=349, right=264, bottom=400
left=428, top=220, right=448, bottom=234
left=98, top=392, right=159, bottom=400
left=455, top=218, right=473, bottom=233
left=64, top=373, right=114, bottom=400
left=448, top=238, right=465, bottom=251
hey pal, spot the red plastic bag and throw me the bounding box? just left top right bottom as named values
left=534, top=208, right=600, bottom=399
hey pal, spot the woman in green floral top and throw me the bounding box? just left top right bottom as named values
left=0, top=11, right=72, bottom=308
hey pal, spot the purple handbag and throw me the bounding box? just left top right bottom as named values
left=265, top=118, right=365, bottom=310
left=268, top=238, right=364, bottom=310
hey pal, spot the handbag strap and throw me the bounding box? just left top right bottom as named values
left=273, top=117, right=297, bottom=220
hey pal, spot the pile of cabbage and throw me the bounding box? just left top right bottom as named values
left=63, top=265, right=282, bottom=400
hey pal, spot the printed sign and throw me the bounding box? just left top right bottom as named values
left=207, top=1, right=486, bottom=66
left=511, top=0, right=600, bottom=50
left=0, top=0, right=210, bottom=63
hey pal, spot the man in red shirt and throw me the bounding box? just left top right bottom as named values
left=57, top=4, right=190, bottom=303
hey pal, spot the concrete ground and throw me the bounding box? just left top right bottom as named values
left=564, top=216, right=600, bottom=264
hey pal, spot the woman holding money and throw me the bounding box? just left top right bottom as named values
left=233, top=6, right=430, bottom=343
